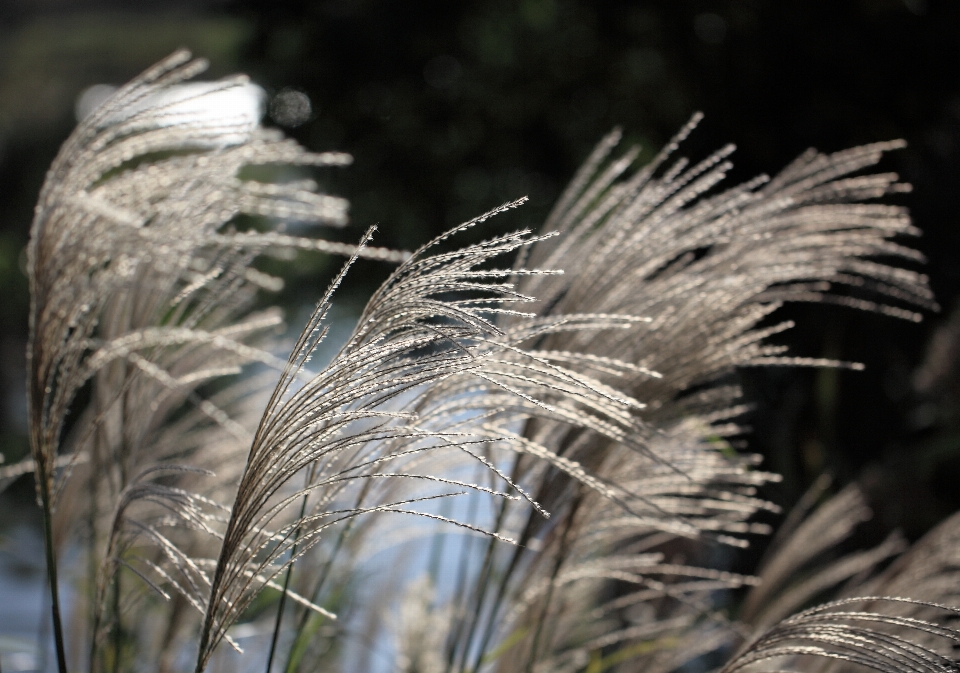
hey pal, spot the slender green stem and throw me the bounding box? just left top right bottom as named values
left=283, top=475, right=375, bottom=673
left=282, top=510, right=358, bottom=673
left=38, top=472, right=69, bottom=673
left=465, top=511, right=529, bottom=673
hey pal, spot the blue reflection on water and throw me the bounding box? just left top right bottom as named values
left=0, top=524, right=47, bottom=672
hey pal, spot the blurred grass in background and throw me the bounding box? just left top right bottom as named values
left=2, top=0, right=960, bottom=554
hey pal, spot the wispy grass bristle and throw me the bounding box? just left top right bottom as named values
left=15, top=52, right=960, bottom=673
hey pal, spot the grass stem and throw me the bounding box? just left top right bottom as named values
left=266, top=484, right=310, bottom=673
left=39, top=472, right=69, bottom=673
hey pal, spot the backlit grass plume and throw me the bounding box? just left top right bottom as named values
left=429, top=117, right=942, bottom=673
left=191, top=205, right=671, bottom=670
left=22, top=49, right=400, bottom=672
left=15, top=52, right=960, bottom=673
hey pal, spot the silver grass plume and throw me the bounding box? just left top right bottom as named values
left=857, top=511, right=960, bottom=631
left=23, top=50, right=403, bottom=671
left=719, top=485, right=960, bottom=673
left=740, top=478, right=906, bottom=632
left=723, top=597, right=960, bottom=673
left=190, top=201, right=671, bottom=670
left=431, top=118, right=941, bottom=673
left=19, top=48, right=960, bottom=673
left=27, top=47, right=367, bottom=511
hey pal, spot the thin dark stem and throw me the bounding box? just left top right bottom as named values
left=524, top=492, right=582, bottom=673
left=195, top=623, right=211, bottom=673
left=460, top=456, right=528, bottom=673
left=87, top=448, right=100, bottom=673
left=465, top=508, right=543, bottom=673
left=38, top=472, right=68, bottom=673
left=265, top=485, right=311, bottom=673
left=282, top=476, right=375, bottom=673
left=282, top=509, right=357, bottom=673
left=464, top=535, right=522, bottom=673
left=450, top=501, right=504, bottom=673
left=451, top=492, right=480, bottom=614
left=265, top=558, right=296, bottom=673
left=37, top=554, right=51, bottom=673
left=112, top=570, right=121, bottom=673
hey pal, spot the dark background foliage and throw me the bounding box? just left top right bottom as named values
left=2, top=0, right=959, bottom=547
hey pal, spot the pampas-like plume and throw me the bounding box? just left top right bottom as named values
left=723, top=597, right=960, bottom=673
left=20, top=50, right=960, bottom=673
left=25, top=47, right=393, bottom=517
left=191, top=201, right=670, bottom=669
left=717, top=490, right=960, bottom=673
left=431, top=119, right=944, bottom=673
left=22, top=50, right=406, bottom=672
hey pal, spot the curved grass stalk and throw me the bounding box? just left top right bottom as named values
left=24, top=49, right=394, bottom=671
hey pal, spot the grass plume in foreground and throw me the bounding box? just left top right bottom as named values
left=6, top=50, right=960, bottom=673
